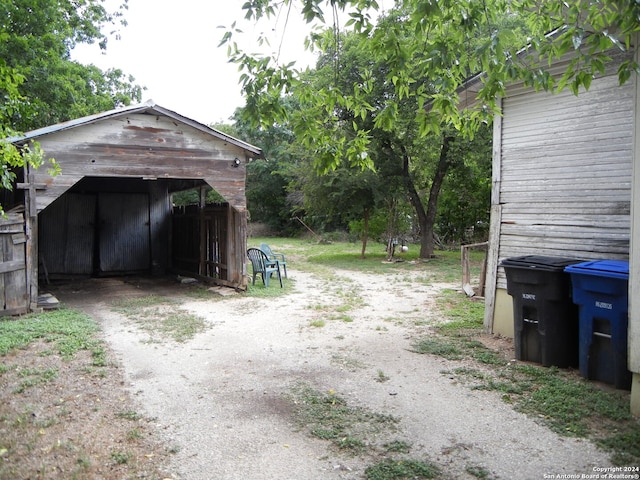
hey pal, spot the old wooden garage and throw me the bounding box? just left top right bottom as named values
left=1, top=100, right=262, bottom=314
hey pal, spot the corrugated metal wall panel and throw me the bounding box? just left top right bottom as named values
left=65, top=194, right=97, bottom=274
left=495, top=72, right=634, bottom=289
left=149, top=180, right=170, bottom=275
left=39, top=196, right=67, bottom=274
left=98, top=193, right=150, bottom=273
left=39, top=193, right=96, bottom=275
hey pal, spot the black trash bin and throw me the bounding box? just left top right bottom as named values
left=500, top=255, right=582, bottom=367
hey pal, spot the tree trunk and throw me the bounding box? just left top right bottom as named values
left=401, top=134, right=455, bottom=259
left=400, top=146, right=428, bottom=257
left=385, top=197, right=398, bottom=261
left=360, top=208, right=369, bottom=260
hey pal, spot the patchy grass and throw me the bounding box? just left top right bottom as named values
left=110, top=450, right=131, bottom=465
left=249, top=237, right=485, bottom=283
left=412, top=338, right=464, bottom=360
left=112, top=295, right=207, bottom=343
left=383, top=440, right=412, bottom=453
left=466, top=464, right=497, bottom=480
left=597, top=429, right=640, bottom=466
left=289, top=383, right=399, bottom=455
left=116, top=410, right=143, bottom=421
left=461, top=363, right=640, bottom=464
left=304, top=274, right=365, bottom=323
left=364, top=458, right=440, bottom=480
left=14, top=367, right=58, bottom=393
left=244, top=275, right=294, bottom=297
left=0, top=309, right=171, bottom=479
left=0, top=309, right=102, bottom=359
left=331, top=354, right=368, bottom=371
left=287, top=382, right=442, bottom=479
left=126, top=428, right=144, bottom=441
left=248, top=239, right=480, bottom=333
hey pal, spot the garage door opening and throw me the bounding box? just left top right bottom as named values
left=38, top=177, right=234, bottom=283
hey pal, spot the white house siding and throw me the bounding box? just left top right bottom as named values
left=493, top=73, right=634, bottom=291
left=480, top=45, right=640, bottom=413
left=629, top=44, right=640, bottom=413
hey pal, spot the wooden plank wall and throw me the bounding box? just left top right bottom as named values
left=31, top=113, right=248, bottom=212
left=224, top=206, right=247, bottom=289
left=493, top=72, right=635, bottom=290
left=0, top=213, right=28, bottom=315
left=629, top=42, right=640, bottom=385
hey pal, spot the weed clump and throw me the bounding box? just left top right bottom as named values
left=364, top=458, right=440, bottom=480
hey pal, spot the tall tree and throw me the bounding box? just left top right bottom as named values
left=280, top=20, right=493, bottom=258
left=223, top=0, right=639, bottom=167
left=230, top=103, right=302, bottom=234
left=435, top=125, right=493, bottom=244
left=1, top=0, right=140, bottom=131
left=0, top=0, right=141, bottom=213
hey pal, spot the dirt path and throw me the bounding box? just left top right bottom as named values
left=57, top=267, right=611, bottom=480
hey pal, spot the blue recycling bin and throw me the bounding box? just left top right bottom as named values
left=565, top=260, right=631, bottom=390
left=501, top=256, right=582, bottom=368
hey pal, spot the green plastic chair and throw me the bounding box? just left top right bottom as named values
left=247, top=248, right=282, bottom=287
left=260, top=243, right=287, bottom=278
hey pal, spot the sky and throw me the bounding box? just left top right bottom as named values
left=71, top=0, right=317, bottom=126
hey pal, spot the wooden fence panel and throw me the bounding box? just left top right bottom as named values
left=0, top=214, right=28, bottom=315
left=171, top=204, right=236, bottom=286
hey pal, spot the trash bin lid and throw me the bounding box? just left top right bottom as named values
left=500, top=255, right=583, bottom=271
left=564, top=260, right=629, bottom=279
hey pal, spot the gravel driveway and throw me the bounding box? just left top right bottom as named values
left=58, top=266, right=611, bottom=480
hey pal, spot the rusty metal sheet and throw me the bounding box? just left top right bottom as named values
left=98, top=193, right=150, bottom=273
left=39, top=193, right=96, bottom=275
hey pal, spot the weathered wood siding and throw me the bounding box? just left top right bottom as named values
left=493, top=72, right=634, bottom=290
left=630, top=48, right=640, bottom=384
left=225, top=206, right=248, bottom=289
left=0, top=213, right=28, bottom=315
left=31, top=113, right=248, bottom=212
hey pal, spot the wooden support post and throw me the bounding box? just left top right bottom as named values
left=461, top=241, right=489, bottom=297
left=198, top=186, right=207, bottom=276
left=461, top=245, right=470, bottom=288
left=239, top=208, right=248, bottom=289
left=18, top=172, right=46, bottom=312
